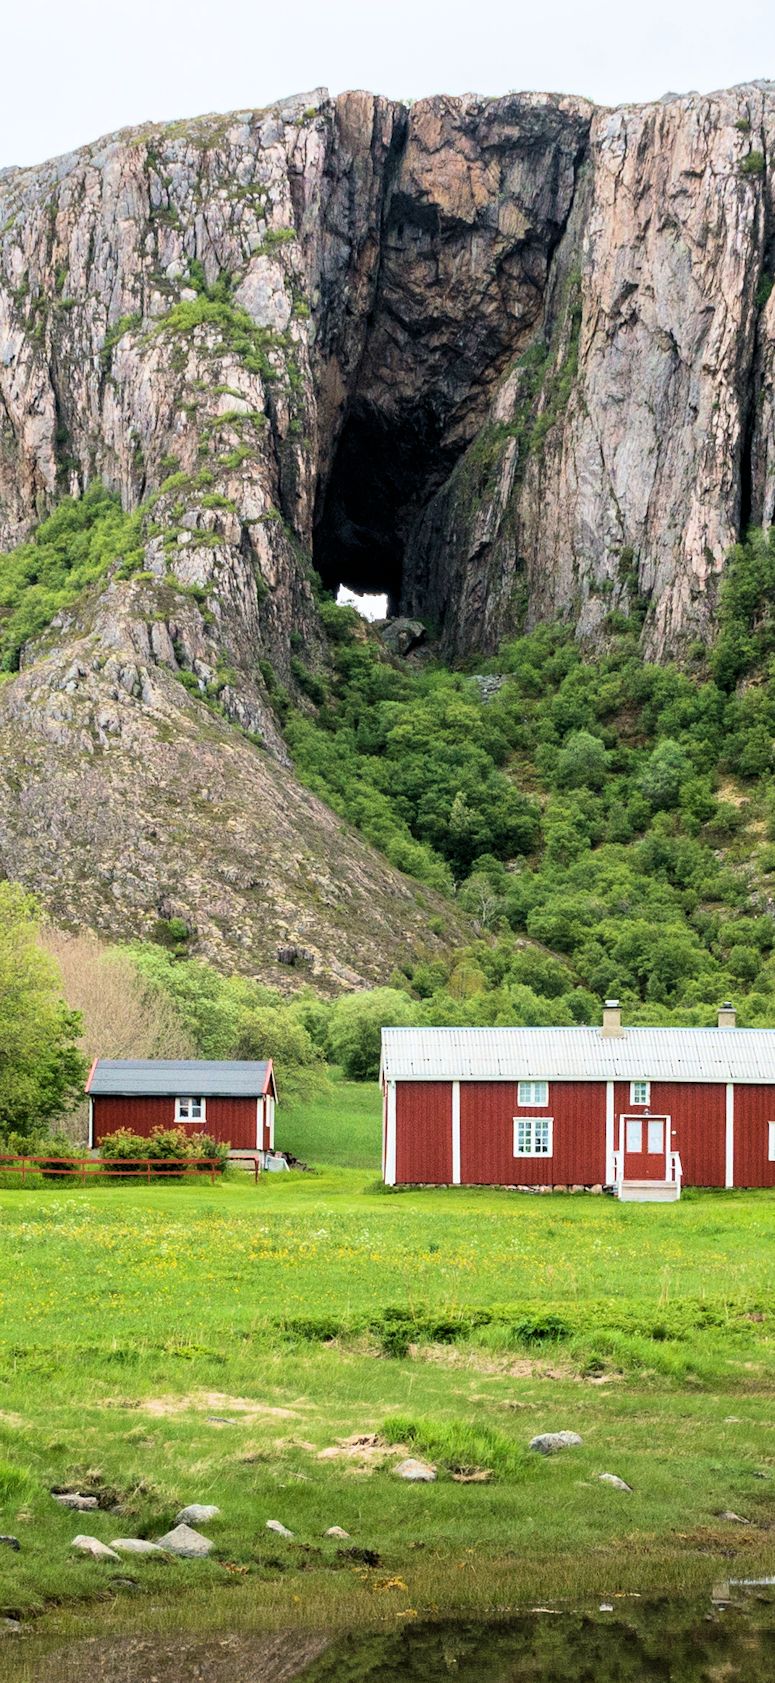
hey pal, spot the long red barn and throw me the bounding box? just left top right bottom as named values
left=380, top=1002, right=775, bottom=1200
left=86, top=1059, right=277, bottom=1155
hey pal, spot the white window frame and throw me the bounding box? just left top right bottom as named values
left=175, top=1096, right=206, bottom=1124
left=517, top=1080, right=549, bottom=1108
left=768, top=1122, right=775, bottom=1163
left=630, top=1080, right=650, bottom=1106
left=513, top=1116, right=554, bottom=1158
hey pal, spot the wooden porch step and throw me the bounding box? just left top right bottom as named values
left=618, top=1179, right=680, bottom=1203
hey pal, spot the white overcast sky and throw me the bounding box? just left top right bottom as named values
left=3, top=0, right=775, bottom=170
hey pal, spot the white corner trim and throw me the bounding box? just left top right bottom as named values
left=385, top=1081, right=397, bottom=1185
left=88, top=1095, right=94, bottom=1151
left=605, top=1081, right=615, bottom=1184
left=451, top=1081, right=461, bottom=1184
left=725, top=1082, right=734, bottom=1188
left=267, top=1095, right=275, bottom=1149
left=256, top=1096, right=264, bottom=1150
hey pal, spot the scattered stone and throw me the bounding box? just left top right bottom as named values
left=206, top=1417, right=237, bottom=1427
left=71, top=1535, right=121, bottom=1561
left=599, top=1603, right=614, bottom=1612
left=266, top=1519, right=294, bottom=1538
left=53, top=1492, right=98, bottom=1510
left=155, top=1523, right=214, bottom=1557
left=0, top=1536, right=20, bottom=1551
left=598, top=1473, right=632, bottom=1491
left=324, top=1526, right=351, bottom=1539
left=394, top=1458, right=437, bottom=1482
left=110, top=1538, right=165, bottom=1555
left=719, top=1510, right=752, bottom=1524
left=174, top=1504, right=221, bottom=1526
left=529, top=1432, right=583, bottom=1455
left=1, top=1619, right=22, bottom=1633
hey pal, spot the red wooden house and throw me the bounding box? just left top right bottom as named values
left=87, top=1059, right=277, bottom=1155
left=380, top=1002, right=775, bottom=1200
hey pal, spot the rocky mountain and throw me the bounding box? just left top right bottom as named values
left=1, top=81, right=775, bottom=975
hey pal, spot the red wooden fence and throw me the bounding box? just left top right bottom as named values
left=0, top=1156, right=259, bottom=1185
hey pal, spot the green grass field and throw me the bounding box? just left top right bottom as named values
left=1, top=1080, right=774, bottom=1642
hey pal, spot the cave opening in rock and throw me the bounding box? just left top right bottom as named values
left=313, top=398, right=452, bottom=621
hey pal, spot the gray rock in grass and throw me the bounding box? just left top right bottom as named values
left=265, top=1519, right=294, bottom=1538
left=71, top=1535, right=121, bottom=1561
left=174, top=1504, right=221, bottom=1526
left=0, top=1537, right=20, bottom=1551
left=598, top=1473, right=632, bottom=1491
left=54, top=1492, right=99, bottom=1510
left=394, top=1458, right=437, bottom=1482
left=324, top=1526, right=351, bottom=1539
left=155, top=1523, right=213, bottom=1557
left=110, top=1538, right=165, bottom=1555
left=529, top=1432, right=583, bottom=1455
left=719, top=1510, right=752, bottom=1524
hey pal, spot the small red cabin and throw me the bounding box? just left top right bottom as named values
left=86, top=1059, right=277, bottom=1155
left=380, top=1003, right=775, bottom=1200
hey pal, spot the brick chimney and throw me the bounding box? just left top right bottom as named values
left=717, top=1002, right=737, bottom=1029
left=602, top=998, right=624, bottom=1037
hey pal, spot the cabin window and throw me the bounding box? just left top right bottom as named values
left=769, top=1122, right=775, bottom=1162
left=514, top=1116, right=553, bottom=1157
left=647, top=1119, right=665, bottom=1155
left=175, top=1096, right=206, bottom=1123
left=630, top=1081, right=650, bottom=1105
left=625, top=1118, right=642, bottom=1153
left=517, top=1080, right=549, bottom=1107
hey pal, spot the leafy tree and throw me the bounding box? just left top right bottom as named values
left=0, top=886, right=86, bottom=1138
left=554, top=729, right=609, bottom=790
left=327, top=988, right=417, bottom=1080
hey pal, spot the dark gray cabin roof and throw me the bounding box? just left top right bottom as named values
left=87, top=1059, right=274, bottom=1097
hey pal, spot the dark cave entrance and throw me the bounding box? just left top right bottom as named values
left=313, top=399, right=451, bottom=620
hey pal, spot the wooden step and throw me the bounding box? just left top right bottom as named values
left=618, top=1179, right=680, bottom=1203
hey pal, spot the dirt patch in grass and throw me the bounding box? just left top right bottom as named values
left=316, top=1433, right=406, bottom=1466
left=111, top=1392, right=304, bottom=1421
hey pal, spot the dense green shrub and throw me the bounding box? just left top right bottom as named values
left=0, top=484, right=143, bottom=671
left=99, top=1126, right=228, bottom=1176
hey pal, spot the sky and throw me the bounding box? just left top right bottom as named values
left=3, top=0, right=775, bottom=170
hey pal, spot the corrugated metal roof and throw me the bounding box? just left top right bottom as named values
left=88, top=1059, right=272, bottom=1097
left=381, top=1026, right=775, bottom=1085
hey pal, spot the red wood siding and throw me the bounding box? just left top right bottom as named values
left=92, top=1095, right=258, bottom=1150
left=733, top=1085, right=775, bottom=1187
left=460, top=1081, right=607, bottom=1186
left=395, top=1082, right=452, bottom=1184
left=614, top=1082, right=726, bottom=1187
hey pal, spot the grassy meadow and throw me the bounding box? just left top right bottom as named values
left=1, top=1078, right=775, bottom=1641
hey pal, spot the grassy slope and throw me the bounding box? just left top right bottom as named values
left=1, top=1083, right=774, bottom=1636
left=281, top=1073, right=382, bottom=1169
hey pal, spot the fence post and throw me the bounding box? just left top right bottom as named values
left=21, top=1157, right=26, bottom=1186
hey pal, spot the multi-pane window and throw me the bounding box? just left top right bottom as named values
left=175, top=1096, right=205, bottom=1122
left=514, top=1116, right=553, bottom=1157
left=517, top=1080, right=549, bottom=1107
left=630, top=1081, right=650, bottom=1105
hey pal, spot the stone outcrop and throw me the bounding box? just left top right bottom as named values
left=4, top=81, right=775, bottom=675
left=3, top=82, right=775, bottom=962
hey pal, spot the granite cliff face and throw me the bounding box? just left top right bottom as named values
left=1, top=82, right=775, bottom=969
